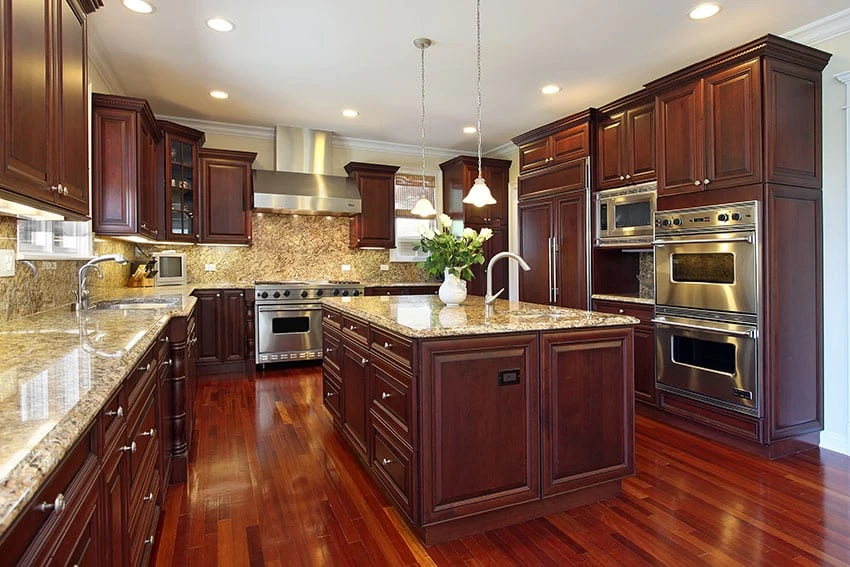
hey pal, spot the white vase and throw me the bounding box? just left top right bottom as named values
left=439, top=268, right=467, bottom=306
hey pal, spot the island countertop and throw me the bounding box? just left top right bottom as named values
left=322, top=295, right=639, bottom=338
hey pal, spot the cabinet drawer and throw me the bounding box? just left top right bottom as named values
left=101, top=387, right=127, bottom=455
left=323, top=374, right=342, bottom=422
left=130, top=464, right=160, bottom=555
left=592, top=299, right=653, bottom=322
left=129, top=392, right=160, bottom=502
left=126, top=344, right=158, bottom=413
left=370, top=420, right=414, bottom=521
left=322, top=308, right=342, bottom=329
left=342, top=315, right=369, bottom=344
left=322, top=327, right=341, bottom=373
left=371, top=327, right=413, bottom=370
left=371, top=359, right=413, bottom=442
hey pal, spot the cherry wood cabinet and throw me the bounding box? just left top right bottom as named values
left=156, top=121, right=205, bottom=243
left=198, top=148, right=256, bottom=245
left=514, top=120, right=592, bottom=176
left=345, top=162, right=400, bottom=248
left=163, top=309, right=197, bottom=484
left=466, top=225, right=507, bottom=297
left=92, top=94, right=162, bottom=236
left=439, top=155, right=511, bottom=227
left=364, top=284, right=439, bottom=296
left=192, top=289, right=251, bottom=376
left=0, top=0, right=100, bottom=219
left=597, top=97, right=656, bottom=190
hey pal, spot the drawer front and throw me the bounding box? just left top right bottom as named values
left=322, top=327, right=341, bottom=373
left=342, top=315, right=369, bottom=344
left=370, top=420, right=414, bottom=520
left=322, top=308, right=342, bottom=329
left=371, top=327, right=413, bottom=371
left=592, top=299, right=653, bottom=322
left=130, top=463, right=160, bottom=553
left=129, top=392, right=159, bottom=500
left=102, top=387, right=127, bottom=454
left=126, top=345, right=158, bottom=412
left=371, top=359, right=413, bottom=442
left=323, top=374, right=342, bottom=423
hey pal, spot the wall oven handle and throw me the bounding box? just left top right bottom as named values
left=551, top=238, right=558, bottom=304
left=652, top=235, right=753, bottom=246
left=652, top=318, right=757, bottom=339
left=547, top=237, right=553, bottom=304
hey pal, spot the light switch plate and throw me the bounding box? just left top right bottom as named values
left=0, top=250, right=13, bottom=277
left=204, top=263, right=216, bottom=272
left=379, top=264, right=389, bottom=271
left=341, top=264, right=351, bottom=272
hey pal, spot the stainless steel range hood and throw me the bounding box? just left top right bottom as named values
left=252, top=127, right=361, bottom=216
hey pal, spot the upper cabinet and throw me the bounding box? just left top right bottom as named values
left=0, top=0, right=101, bottom=219
left=514, top=121, right=591, bottom=176
left=157, top=120, right=205, bottom=243
left=92, top=94, right=161, bottom=236
left=439, top=155, right=511, bottom=227
left=652, top=36, right=830, bottom=197
left=596, top=97, right=656, bottom=190
left=345, top=162, right=400, bottom=249
left=198, top=148, right=256, bottom=245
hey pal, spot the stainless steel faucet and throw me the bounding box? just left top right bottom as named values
left=74, top=254, right=128, bottom=311
left=484, top=252, right=531, bottom=306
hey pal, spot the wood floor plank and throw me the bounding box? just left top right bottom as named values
left=153, top=366, right=850, bottom=566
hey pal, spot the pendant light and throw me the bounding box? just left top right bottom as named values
left=463, top=0, right=496, bottom=208
left=410, top=38, right=438, bottom=218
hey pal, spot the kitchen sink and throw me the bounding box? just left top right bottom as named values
left=94, top=296, right=182, bottom=310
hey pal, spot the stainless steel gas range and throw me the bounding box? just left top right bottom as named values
left=254, top=280, right=364, bottom=364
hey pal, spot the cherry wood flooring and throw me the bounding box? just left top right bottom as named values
left=153, top=364, right=850, bottom=566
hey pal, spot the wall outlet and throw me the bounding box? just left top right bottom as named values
left=379, top=264, right=389, bottom=271
left=42, top=261, right=57, bottom=270
left=0, top=250, right=14, bottom=277
left=204, top=263, right=216, bottom=272
left=341, top=264, right=351, bottom=272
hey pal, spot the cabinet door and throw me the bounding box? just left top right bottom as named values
left=634, top=324, right=656, bottom=405
left=138, top=128, right=159, bottom=238
left=51, top=480, right=101, bottom=567
left=657, top=81, right=703, bottom=196
left=102, top=450, right=126, bottom=567
left=221, top=290, right=246, bottom=362
left=92, top=106, right=137, bottom=234
left=466, top=225, right=507, bottom=297
left=199, top=150, right=254, bottom=245
left=555, top=190, right=588, bottom=309
left=540, top=327, right=633, bottom=496
left=353, top=171, right=395, bottom=248
left=596, top=114, right=626, bottom=190
left=518, top=198, right=553, bottom=305
left=55, top=0, right=88, bottom=215
left=341, top=342, right=370, bottom=462
left=166, top=137, right=199, bottom=242
left=703, top=59, right=761, bottom=190
left=0, top=0, right=54, bottom=203
left=193, top=291, right=221, bottom=364
left=481, top=162, right=509, bottom=226
left=551, top=123, right=590, bottom=165
left=518, top=138, right=550, bottom=174
left=625, top=101, right=656, bottom=184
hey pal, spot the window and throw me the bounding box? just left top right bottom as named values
left=390, top=172, right=437, bottom=262
left=17, top=219, right=93, bottom=260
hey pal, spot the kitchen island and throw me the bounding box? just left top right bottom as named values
left=321, top=295, right=638, bottom=544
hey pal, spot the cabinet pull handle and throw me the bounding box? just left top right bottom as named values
left=38, top=493, right=66, bottom=514
left=139, top=362, right=151, bottom=372
left=325, top=391, right=334, bottom=398
left=160, top=358, right=172, bottom=368
left=143, top=492, right=154, bottom=502
left=325, top=347, right=334, bottom=353
left=138, top=427, right=156, bottom=438
left=120, top=441, right=137, bottom=453
left=62, top=185, right=69, bottom=196
left=216, top=293, right=220, bottom=297
left=625, top=174, right=631, bottom=180
left=381, top=392, right=391, bottom=400
left=349, top=325, right=356, bottom=331
left=361, top=357, right=368, bottom=365
left=704, top=178, right=710, bottom=185
left=190, top=337, right=198, bottom=345
left=618, top=309, right=624, bottom=314
left=105, top=406, right=124, bottom=419
left=144, top=535, right=155, bottom=546
left=383, top=342, right=392, bottom=349
left=50, top=185, right=58, bottom=193
left=619, top=175, right=625, bottom=181
left=694, top=180, right=701, bottom=186
left=381, top=458, right=393, bottom=466
left=160, top=336, right=169, bottom=344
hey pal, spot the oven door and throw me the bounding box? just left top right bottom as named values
left=654, top=230, right=757, bottom=314
left=653, top=314, right=759, bottom=416
left=256, top=304, right=323, bottom=362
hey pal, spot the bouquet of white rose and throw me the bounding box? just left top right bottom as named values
left=414, top=214, right=494, bottom=281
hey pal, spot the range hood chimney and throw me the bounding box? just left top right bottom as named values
left=252, top=126, right=361, bottom=216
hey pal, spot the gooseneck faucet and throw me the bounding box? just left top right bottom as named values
left=484, top=252, right=531, bottom=306
left=74, top=254, right=128, bottom=311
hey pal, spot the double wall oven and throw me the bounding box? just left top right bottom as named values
left=653, top=202, right=761, bottom=416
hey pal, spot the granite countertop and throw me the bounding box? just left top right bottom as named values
left=0, top=285, right=206, bottom=536
left=323, top=295, right=639, bottom=339
left=591, top=293, right=655, bottom=306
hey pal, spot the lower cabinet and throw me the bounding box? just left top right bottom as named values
left=364, top=284, right=439, bottom=296
left=192, top=288, right=252, bottom=376
left=340, top=326, right=371, bottom=463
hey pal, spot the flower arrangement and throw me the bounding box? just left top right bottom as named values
left=414, top=214, right=493, bottom=281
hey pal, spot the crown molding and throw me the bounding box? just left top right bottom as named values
left=156, top=115, right=275, bottom=139
left=332, top=135, right=459, bottom=160
left=784, top=7, right=850, bottom=46
left=87, top=25, right=127, bottom=95
left=486, top=141, right=518, bottom=160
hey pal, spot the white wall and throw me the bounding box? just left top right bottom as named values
left=817, top=32, right=850, bottom=454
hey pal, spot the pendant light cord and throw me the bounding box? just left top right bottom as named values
left=420, top=41, right=427, bottom=197
left=476, top=0, right=483, bottom=180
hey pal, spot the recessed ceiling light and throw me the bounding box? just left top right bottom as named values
left=462, top=126, right=477, bottom=134
left=541, top=85, right=561, bottom=95
left=342, top=109, right=359, bottom=118
left=688, top=3, right=721, bottom=20
left=122, top=0, right=155, bottom=14
left=206, top=18, right=235, bottom=32
left=209, top=90, right=229, bottom=100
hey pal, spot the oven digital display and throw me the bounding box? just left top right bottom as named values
left=671, top=253, right=734, bottom=284
left=672, top=335, right=736, bottom=375
left=614, top=201, right=652, bottom=229
left=272, top=316, right=310, bottom=334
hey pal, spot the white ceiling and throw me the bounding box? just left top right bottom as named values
left=88, top=1, right=848, bottom=153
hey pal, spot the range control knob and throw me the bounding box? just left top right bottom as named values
left=260, top=291, right=269, bottom=299
left=333, top=289, right=340, bottom=296
left=316, top=289, right=324, bottom=297
left=717, top=213, right=730, bottom=222
left=353, top=290, right=360, bottom=296
left=673, top=218, right=682, bottom=226
left=272, top=291, right=280, bottom=298
left=342, top=290, right=350, bottom=296
left=731, top=212, right=742, bottom=221
left=661, top=219, right=671, bottom=227
left=283, top=290, right=290, bottom=297
left=300, top=290, right=308, bottom=298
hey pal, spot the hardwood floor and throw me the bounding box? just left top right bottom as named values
left=153, top=364, right=850, bottom=566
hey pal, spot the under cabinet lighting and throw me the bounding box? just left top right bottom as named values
left=122, top=0, right=155, bottom=14
left=206, top=18, right=235, bottom=32
left=688, top=3, right=721, bottom=20
left=209, top=90, right=229, bottom=100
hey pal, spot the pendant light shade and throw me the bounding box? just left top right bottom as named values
left=413, top=37, right=437, bottom=218
left=462, top=0, right=496, bottom=208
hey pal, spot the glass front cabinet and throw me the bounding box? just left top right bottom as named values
left=157, top=121, right=205, bottom=242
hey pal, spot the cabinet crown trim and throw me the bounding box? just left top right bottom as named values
left=439, top=155, right=512, bottom=169
left=158, top=120, right=206, bottom=146
left=344, top=162, right=401, bottom=176
left=93, top=93, right=161, bottom=142
left=198, top=148, right=258, bottom=162
left=511, top=108, right=599, bottom=147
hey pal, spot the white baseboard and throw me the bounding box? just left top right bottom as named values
left=819, top=430, right=850, bottom=455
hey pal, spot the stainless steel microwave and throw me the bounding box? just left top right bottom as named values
left=594, top=182, right=656, bottom=247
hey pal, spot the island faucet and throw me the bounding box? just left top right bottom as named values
left=74, top=254, right=128, bottom=311
left=484, top=252, right=531, bottom=306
